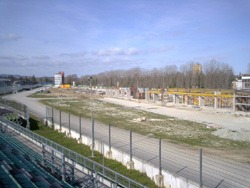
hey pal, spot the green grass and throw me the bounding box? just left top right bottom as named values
left=30, top=117, right=157, bottom=187
left=40, top=98, right=250, bottom=150
left=28, top=93, right=56, bottom=98
left=0, top=98, right=24, bottom=111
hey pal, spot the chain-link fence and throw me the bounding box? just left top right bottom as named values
left=0, top=116, right=147, bottom=188
left=45, top=106, right=250, bottom=188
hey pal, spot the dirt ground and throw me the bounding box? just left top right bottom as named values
left=40, top=87, right=250, bottom=142
left=16, top=87, right=250, bottom=163
left=100, top=97, right=250, bottom=141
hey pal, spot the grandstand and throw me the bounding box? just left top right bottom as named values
left=0, top=120, right=109, bottom=187
left=0, top=114, right=146, bottom=188
left=0, top=129, right=74, bottom=187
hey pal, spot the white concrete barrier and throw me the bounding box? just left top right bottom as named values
left=46, top=120, right=204, bottom=188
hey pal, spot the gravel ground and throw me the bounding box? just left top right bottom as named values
left=101, top=97, right=250, bottom=142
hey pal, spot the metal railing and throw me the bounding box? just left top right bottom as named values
left=0, top=117, right=147, bottom=188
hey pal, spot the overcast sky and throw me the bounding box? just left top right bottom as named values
left=0, top=0, right=250, bottom=77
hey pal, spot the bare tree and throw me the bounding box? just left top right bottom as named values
left=89, top=60, right=235, bottom=90
left=163, top=65, right=177, bottom=88
left=203, top=60, right=234, bottom=89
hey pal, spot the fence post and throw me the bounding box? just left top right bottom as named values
left=155, top=138, right=164, bottom=187
left=102, top=142, right=105, bottom=175
left=233, top=94, right=236, bottom=111
left=68, top=113, right=71, bottom=136
left=62, top=154, right=66, bottom=181
left=130, top=130, right=132, bottom=162
left=59, top=110, right=62, bottom=131
left=51, top=150, right=55, bottom=173
left=45, top=106, right=48, bottom=126
left=42, top=144, right=45, bottom=166
left=52, top=108, right=54, bottom=130
left=91, top=118, right=95, bottom=157
left=106, top=124, right=112, bottom=158
left=159, top=138, right=162, bottom=175
left=79, top=116, right=81, bottom=139
left=70, top=160, right=75, bottom=183
left=127, top=130, right=134, bottom=169
left=109, top=124, right=111, bottom=152
left=26, top=107, right=30, bottom=130
left=200, top=148, right=203, bottom=188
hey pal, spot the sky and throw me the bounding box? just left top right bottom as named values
left=0, top=0, right=250, bottom=77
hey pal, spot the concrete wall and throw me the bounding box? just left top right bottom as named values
left=46, top=120, right=204, bottom=188
left=105, top=88, right=132, bottom=100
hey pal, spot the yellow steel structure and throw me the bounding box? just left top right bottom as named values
left=147, top=88, right=233, bottom=98
left=147, top=88, right=234, bottom=108
left=59, top=84, right=71, bottom=89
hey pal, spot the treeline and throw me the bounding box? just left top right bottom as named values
left=83, top=60, right=238, bottom=89
left=0, top=75, right=53, bottom=85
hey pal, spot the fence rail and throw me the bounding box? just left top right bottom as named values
left=2, top=98, right=250, bottom=188
left=0, top=116, right=147, bottom=188
left=45, top=105, right=250, bottom=188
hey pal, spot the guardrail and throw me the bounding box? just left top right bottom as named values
left=0, top=84, right=42, bottom=95
left=0, top=117, right=147, bottom=188
left=0, top=99, right=27, bottom=117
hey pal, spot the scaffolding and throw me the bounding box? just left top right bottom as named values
left=235, top=92, right=250, bottom=112
left=146, top=88, right=249, bottom=112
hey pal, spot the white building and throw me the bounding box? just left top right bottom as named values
left=242, top=75, right=250, bottom=90
left=234, top=75, right=250, bottom=90
left=54, top=72, right=64, bottom=87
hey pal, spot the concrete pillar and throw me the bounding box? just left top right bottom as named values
left=106, top=150, right=112, bottom=159
left=126, top=161, right=134, bottom=170
left=116, top=90, right=119, bottom=98
left=185, top=95, right=188, bottom=106
left=233, top=94, right=236, bottom=111
left=173, top=94, right=180, bottom=104
left=121, top=88, right=125, bottom=98
left=176, top=95, right=180, bottom=104
left=199, top=96, right=204, bottom=107
left=125, top=89, right=128, bottom=99
left=173, top=94, right=176, bottom=104
left=127, top=89, right=131, bottom=99
left=153, top=94, right=158, bottom=102
left=214, top=97, right=217, bottom=109
left=145, top=91, right=150, bottom=101
left=155, top=174, right=164, bottom=187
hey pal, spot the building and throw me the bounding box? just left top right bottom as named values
left=192, top=63, right=202, bottom=75
left=234, top=75, right=250, bottom=90
left=242, top=74, right=250, bottom=90
left=54, top=71, right=64, bottom=87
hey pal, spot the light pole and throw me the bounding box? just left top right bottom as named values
left=89, top=76, right=95, bottom=157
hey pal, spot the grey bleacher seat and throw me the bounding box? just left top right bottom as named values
left=0, top=132, right=73, bottom=188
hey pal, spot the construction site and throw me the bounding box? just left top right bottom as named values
left=105, top=88, right=250, bottom=112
